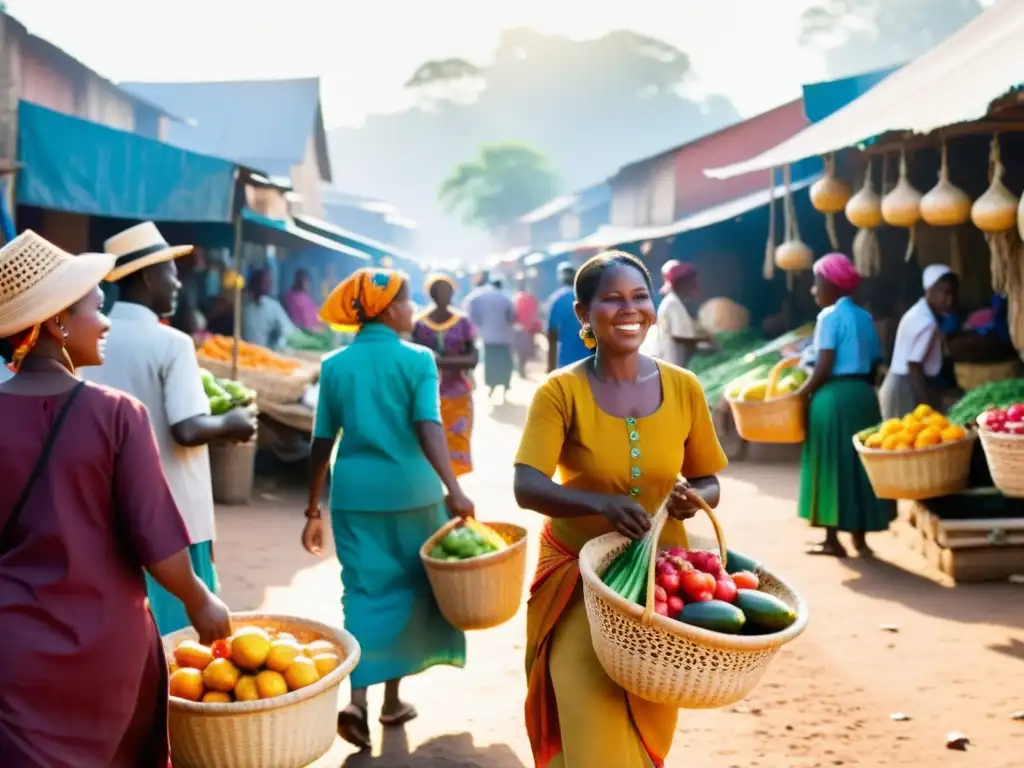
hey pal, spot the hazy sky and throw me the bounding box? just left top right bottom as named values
left=7, top=0, right=829, bottom=127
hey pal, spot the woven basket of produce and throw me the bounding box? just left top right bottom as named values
left=162, top=613, right=360, bottom=768
left=976, top=404, right=1024, bottom=498
left=197, top=335, right=318, bottom=404
left=209, top=438, right=257, bottom=505
left=420, top=518, right=528, bottom=631
left=954, top=359, right=1020, bottom=391
left=725, top=357, right=807, bottom=443
left=579, top=496, right=808, bottom=708
left=854, top=405, right=974, bottom=500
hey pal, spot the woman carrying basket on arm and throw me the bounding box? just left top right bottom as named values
left=301, top=268, right=476, bottom=751
left=0, top=232, right=231, bottom=767
left=512, top=250, right=729, bottom=768
left=798, top=253, right=894, bottom=558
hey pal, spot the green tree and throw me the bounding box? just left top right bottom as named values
left=800, top=0, right=984, bottom=77
left=439, top=142, right=560, bottom=233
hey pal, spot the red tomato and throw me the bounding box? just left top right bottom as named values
left=653, top=585, right=668, bottom=603
left=691, top=590, right=714, bottom=603
left=681, top=569, right=716, bottom=600
left=656, top=570, right=681, bottom=595
left=654, top=601, right=669, bottom=617
left=1007, top=404, right=1024, bottom=422
left=666, top=546, right=686, bottom=558
left=211, top=639, right=231, bottom=660
left=702, top=553, right=723, bottom=576
left=713, top=575, right=738, bottom=603
left=667, top=595, right=685, bottom=616
left=732, top=570, right=760, bottom=590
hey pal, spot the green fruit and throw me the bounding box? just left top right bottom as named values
left=428, top=545, right=446, bottom=559
left=679, top=600, right=746, bottom=634
left=209, top=394, right=233, bottom=415
left=724, top=549, right=759, bottom=575
left=735, top=589, right=797, bottom=633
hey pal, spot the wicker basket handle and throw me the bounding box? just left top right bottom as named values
left=766, top=356, right=800, bottom=399
left=640, top=489, right=728, bottom=626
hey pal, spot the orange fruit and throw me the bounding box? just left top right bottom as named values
left=169, top=667, right=205, bottom=702
left=202, top=658, right=241, bottom=693
left=941, top=425, right=966, bottom=442
left=231, top=628, right=272, bottom=671
left=174, top=640, right=214, bottom=671
left=302, top=640, right=338, bottom=658
left=234, top=675, right=260, bottom=702
left=256, top=669, right=289, bottom=699
left=202, top=691, right=233, bottom=704
left=893, top=441, right=912, bottom=451
left=902, top=421, right=926, bottom=438
left=265, top=639, right=303, bottom=673
left=914, top=427, right=942, bottom=449
left=283, top=656, right=321, bottom=691
left=312, top=652, right=341, bottom=677
left=879, top=420, right=904, bottom=438
left=912, top=404, right=934, bottom=420
left=881, top=434, right=901, bottom=451
left=926, top=413, right=949, bottom=429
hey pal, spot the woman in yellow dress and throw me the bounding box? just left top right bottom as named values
left=513, top=250, right=729, bottom=768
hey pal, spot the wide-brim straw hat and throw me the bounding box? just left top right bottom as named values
left=105, top=221, right=192, bottom=283
left=0, top=230, right=116, bottom=338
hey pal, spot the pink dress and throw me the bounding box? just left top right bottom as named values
left=0, top=383, right=190, bottom=767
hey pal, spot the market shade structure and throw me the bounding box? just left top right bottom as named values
left=705, top=0, right=1024, bottom=180
left=16, top=101, right=236, bottom=222
left=241, top=208, right=370, bottom=264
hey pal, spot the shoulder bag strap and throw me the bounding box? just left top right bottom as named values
left=0, top=381, right=86, bottom=551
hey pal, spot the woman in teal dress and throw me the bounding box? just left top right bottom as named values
left=302, top=267, right=476, bottom=750
left=799, top=253, right=895, bottom=557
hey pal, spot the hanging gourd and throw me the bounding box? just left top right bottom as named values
left=775, top=164, right=813, bottom=272
left=810, top=153, right=852, bottom=250
left=881, top=149, right=922, bottom=261
left=972, top=136, right=1022, bottom=294
left=920, top=141, right=971, bottom=227
left=846, top=159, right=882, bottom=276
left=763, top=168, right=778, bottom=280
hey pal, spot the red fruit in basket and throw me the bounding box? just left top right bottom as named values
left=655, top=559, right=676, bottom=577
left=667, top=595, right=685, bottom=616
left=713, top=575, right=738, bottom=603
left=667, top=546, right=686, bottom=558
left=681, top=569, right=716, bottom=600
left=980, top=409, right=1007, bottom=430
left=654, top=601, right=670, bottom=617
left=1012, top=423, right=1024, bottom=436
left=656, top=570, right=681, bottom=595
left=691, top=590, right=714, bottom=603
left=732, top=570, right=760, bottom=590
left=701, top=553, right=724, bottom=576
left=653, top=585, right=668, bottom=603
left=211, top=639, right=232, bottom=660
left=1007, top=404, right=1024, bottom=422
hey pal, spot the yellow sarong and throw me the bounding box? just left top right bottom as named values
left=440, top=393, right=473, bottom=476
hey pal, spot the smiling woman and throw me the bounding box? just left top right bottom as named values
left=512, top=250, right=729, bottom=768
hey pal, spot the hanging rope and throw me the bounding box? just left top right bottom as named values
left=764, top=168, right=777, bottom=281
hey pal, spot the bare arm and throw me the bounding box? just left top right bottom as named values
left=513, top=464, right=607, bottom=518
left=306, top=437, right=334, bottom=514
left=802, top=348, right=835, bottom=400
left=688, top=475, right=721, bottom=508
left=907, top=361, right=930, bottom=406
left=437, top=341, right=479, bottom=370
left=171, top=409, right=255, bottom=447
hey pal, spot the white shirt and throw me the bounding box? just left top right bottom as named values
left=889, top=297, right=943, bottom=377
left=243, top=295, right=296, bottom=349
left=82, top=302, right=216, bottom=543
left=657, top=292, right=704, bottom=367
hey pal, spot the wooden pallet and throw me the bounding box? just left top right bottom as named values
left=899, top=501, right=1024, bottom=583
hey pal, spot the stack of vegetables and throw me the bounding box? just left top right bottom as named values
left=857, top=404, right=967, bottom=451
left=725, top=365, right=807, bottom=403
left=603, top=542, right=797, bottom=636
left=426, top=519, right=508, bottom=561
left=200, top=369, right=255, bottom=415
left=686, top=329, right=764, bottom=376
left=946, top=379, right=1024, bottom=426
left=697, top=325, right=813, bottom=406
left=285, top=328, right=336, bottom=354
left=198, top=335, right=302, bottom=374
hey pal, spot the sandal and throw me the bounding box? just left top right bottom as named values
left=379, top=702, right=418, bottom=727
left=338, top=703, right=371, bottom=750
left=805, top=542, right=848, bottom=558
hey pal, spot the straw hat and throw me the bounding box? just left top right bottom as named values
left=104, top=221, right=193, bottom=283
left=0, top=230, right=116, bottom=338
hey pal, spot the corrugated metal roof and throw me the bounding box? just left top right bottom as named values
left=706, top=0, right=1024, bottom=179
left=119, top=78, right=322, bottom=177
left=519, top=194, right=579, bottom=224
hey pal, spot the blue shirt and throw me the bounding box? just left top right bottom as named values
left=547, top=287, right=591, bottom=368
left=313, top=324, right=444, bottom=512
left=465, top=285, right=515, bottom=346
left=813, top=296, right=881, bottom=376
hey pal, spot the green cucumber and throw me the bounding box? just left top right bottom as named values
left=679, top=600, right=746, bottom=634
left=724, top=549, right=759, bottom=575
left=735, top=589, right=797, bottom=633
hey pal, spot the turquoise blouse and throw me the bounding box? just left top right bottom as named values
left=314, top=324, right=444, bottom=512
left=813, top=296, right=882, bottom=376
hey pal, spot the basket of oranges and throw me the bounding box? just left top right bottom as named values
left=853, top=404, right=975, bottom=500
left=163, top=613, right=360, bottom=768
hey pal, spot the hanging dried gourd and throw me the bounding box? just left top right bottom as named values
left=972, top=136, right=1021, bottom=294
left=882, top=149, right=922, bottom=261
left=810, top=153, right=852, bottom=250
left=846, top=159, right=882, bottom=276
left=775, top=164, right=813, bottom=273
left=921, top=141, right=971, bottom=226
left=763, top=168, right=778, bottom=280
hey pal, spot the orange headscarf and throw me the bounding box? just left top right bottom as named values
left=319, top=268, right=404, bottom=332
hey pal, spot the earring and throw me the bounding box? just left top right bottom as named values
left=579, top=323, right=597, bottom=350
left=55, top=316, right=69, bottom=340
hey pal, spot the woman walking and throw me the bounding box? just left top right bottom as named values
left=798, top=253, right=894, bottom=557
left=0, top=231, right=231, bottom=767
left=302, top=268, right=476, bottom=750
left=412, top=273, right=479, bottom=476
left=513, top=250, right=728, bottom=768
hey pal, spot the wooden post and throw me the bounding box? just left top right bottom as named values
left=0, top=13, right=20, bottom=231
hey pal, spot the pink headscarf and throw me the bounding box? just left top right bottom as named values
left=813, top=252, right=861, bottom=294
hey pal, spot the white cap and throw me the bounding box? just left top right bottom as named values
left=922, top=264, right=954, bottom=291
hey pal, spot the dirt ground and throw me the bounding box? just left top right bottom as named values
left=214, top=375, right=1023, bottom=768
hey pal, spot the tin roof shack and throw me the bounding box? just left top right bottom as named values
left=121, top=78, right=332, bottom=218
left=518, top=182, right=612, bottom=252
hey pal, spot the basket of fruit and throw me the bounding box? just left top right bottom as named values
left=163, top=613, right=360, bottom=768
left=420, top=518, right=528, bottom=631
left=578, top=494, right=808, bottom=709
left=976, top=403, right=1024, bottom=498
left=724, top=357, right=807, bottom=444
left=853, top=404, right=974, bottom=500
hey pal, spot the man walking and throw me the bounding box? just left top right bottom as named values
left=545, top=261, right=591, bottom=372
left=465, top=271, right=515, bottom=403
left=82, top=221, right=257, bottom=635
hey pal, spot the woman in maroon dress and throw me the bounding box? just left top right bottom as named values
left=0, top=231, right=232, bottom=767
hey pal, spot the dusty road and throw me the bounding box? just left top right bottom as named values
left=215, top=376, right=1023, bottom=767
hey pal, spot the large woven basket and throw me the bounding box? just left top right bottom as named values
left=579, top=498, right=809, bottom=709
left=198, top=356, right=317, bottom=405
left=162, top=613, right=360, bottom=768
left=853, top=432, right=976, bottom=500
left=954, top=359, right=1020, bottom=391
left=978, top=429, right=1024, bottom=498
left=725, top=357, right=806, bottom=444
left=420, top=519, right=528, bottom=631
left=209, top=439, right=257, bottom=505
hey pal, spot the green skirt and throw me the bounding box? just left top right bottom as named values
left=332, top=502, right=465, bottom=688
left=798, top=378, right=896, bottom=533
left=146, top=540, right=218, bottom=636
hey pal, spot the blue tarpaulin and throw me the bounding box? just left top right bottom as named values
left=16, top=101, right=236, bottom=222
